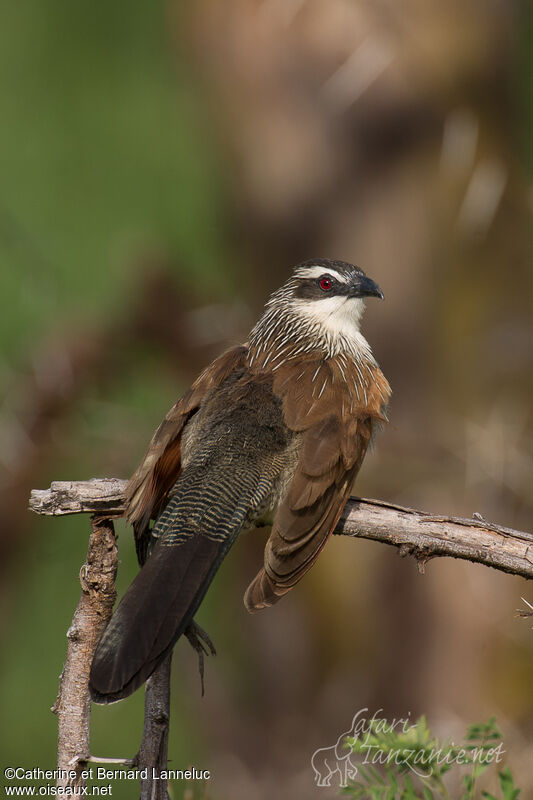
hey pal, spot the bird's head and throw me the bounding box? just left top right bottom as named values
left=251, top=259, right=384, bottom=361
left=291, top=258, right=382, bottom=306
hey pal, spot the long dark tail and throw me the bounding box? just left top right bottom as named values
left=89, top=533, right=228, bottom=704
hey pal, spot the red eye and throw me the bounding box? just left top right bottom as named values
left=319, top=277, right=332, bottom=291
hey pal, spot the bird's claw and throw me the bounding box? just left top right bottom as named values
left=184, top=620, right=216, bottom=696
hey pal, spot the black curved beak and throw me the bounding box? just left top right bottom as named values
left=352, top=275, right=384, bottom=300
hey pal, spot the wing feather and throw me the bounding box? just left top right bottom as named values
left=244, top=355, right=389, bottom=612
left=125, top=346, right=247, bottom=558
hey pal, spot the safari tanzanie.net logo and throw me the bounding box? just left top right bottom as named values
left=311, top=709, right=505, bottom=789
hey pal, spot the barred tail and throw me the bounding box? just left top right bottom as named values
left=89, top=533, right=228, bottom=704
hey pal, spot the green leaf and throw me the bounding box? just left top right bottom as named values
left=367, top=766, right=386, bottom=786
left=472, top=759, right=491, bottom=781
left=460, top=773, right=474, bottom=800
left=385, top=768, right=399, bottom=793
left=356, top=765, right=376, bottom=784
left=499, top=767, right=521, bottom=800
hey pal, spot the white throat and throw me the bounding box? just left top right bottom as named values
left=292, top=295, right=373, bottom=360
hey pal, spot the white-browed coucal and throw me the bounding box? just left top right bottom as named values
left=90, top=259, right=390, bottom=703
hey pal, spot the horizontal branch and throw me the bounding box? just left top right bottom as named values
left=29, top=479, right=533, bottom=580
left=336, top=499, right=533, bottom=579
left=30, top=479, right=127, bottom=517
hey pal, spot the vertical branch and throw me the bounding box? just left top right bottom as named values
left=53, top=516, right=118, bottom=790
left=137, top=654, right=173, bottom=800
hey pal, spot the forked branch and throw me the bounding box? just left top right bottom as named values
left=29, top=478, right=532, bottom=797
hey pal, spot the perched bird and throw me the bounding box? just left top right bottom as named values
left=90, top=259, right=391, bottom=703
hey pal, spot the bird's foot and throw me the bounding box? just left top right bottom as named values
left=184, top=620, right=216, bottom=697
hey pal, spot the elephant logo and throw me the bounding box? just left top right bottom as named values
left=311, top=710, right=366, bottom=787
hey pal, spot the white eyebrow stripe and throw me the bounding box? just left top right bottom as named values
left=293, top=265, right=348, bottom=283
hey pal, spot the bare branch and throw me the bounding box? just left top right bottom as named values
left=37, top=483, right=174, bottom=798
left=336, top=499, right=533, bottom=579
left=53, top=516, right=118, bottom=790
left=29, top=479, right=126, bottom=517
left=31, top=478, right=532, bottom=793
left=135, top=655, right=173, bottom=800
left=30, top=478, right=533, bottom=580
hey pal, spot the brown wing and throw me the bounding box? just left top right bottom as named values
left=244, top=355, right=389, bottom=612
left=125, top=346, right=247, bottom=554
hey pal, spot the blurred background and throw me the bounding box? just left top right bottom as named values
left=0, top=0, right=532, bottom=797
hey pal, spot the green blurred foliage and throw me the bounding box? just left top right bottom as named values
left=0, top=0, right=231, bottom=359
left=0, top=1, right=229, bottom=796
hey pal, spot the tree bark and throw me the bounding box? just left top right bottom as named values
left=30, top=479, right=533, bottom=580
left=52, top=516, right=118, bottom=791
left=136, top=655, right=173, bottom=800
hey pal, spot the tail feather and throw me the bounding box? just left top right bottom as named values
left=90, top=449, right=279, bottom=704
left=89, top=534, right=226, bottom=704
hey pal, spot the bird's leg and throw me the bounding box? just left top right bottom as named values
left=184, top=620, right=216, bottom=696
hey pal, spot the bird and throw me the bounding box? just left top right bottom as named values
left=89, top=259, right=391, bottom=703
